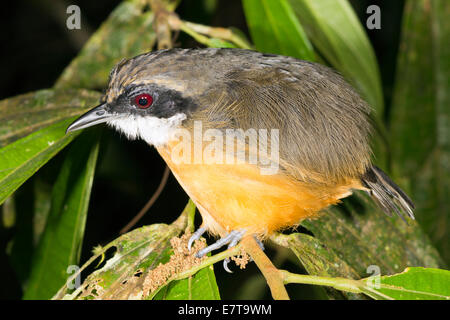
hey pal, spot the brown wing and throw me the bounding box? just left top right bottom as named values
left=193, top=59, right=373, bottom=186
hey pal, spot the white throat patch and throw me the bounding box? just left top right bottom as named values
left=107, top=113, right=186, bottom=146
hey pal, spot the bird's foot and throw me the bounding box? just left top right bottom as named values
left=221, top=230, right=247, bottom=273
left=188, top=228, right=265, bottom=273
left=194, top=229, right=246, bottom=259
left=187, top=227, right=206, bottom=251
left=189, top=228, right=266, bottom=273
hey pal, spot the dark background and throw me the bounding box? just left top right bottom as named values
left=0, top=0, right=405, bottom=299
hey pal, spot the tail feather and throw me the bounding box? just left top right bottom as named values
left=361, top=165, right=415, bottom=220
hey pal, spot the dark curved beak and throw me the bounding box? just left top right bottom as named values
left=66, top=103, right=116, bottom=134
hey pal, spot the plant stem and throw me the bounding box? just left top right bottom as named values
left=120, top=165, right=170, bottom=234
left=167, top=14, right=253, bottom=49
left=281, top=270, right=362, bottom=293
left=185, top=199, right=197, bottom=233
left=175, top=245, right=241, bottom=281
left=241, top=236, right=290, bottom=300
left=181, top=20, right=253, bottom=49
left=148, top=0, right=176, bottom=49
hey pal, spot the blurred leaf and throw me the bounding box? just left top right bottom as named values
left=234, top=274, right=267, bottom=300
left=0, top=89, right=101, bottom=147
left=242, top=0, right=443, bottom=298
left=299, top=193, right=444, bottom=277
left=281, top=233, right=362, bottom=299
left=57, top=204, right=219, bottom=300
left=31, top=178, right=53, bottom=245
left=1, top=194, right=15, bottom=228
left=55, top=0, right=156, bottom=90
left=275, top=192, right=444, bottom=299
left=23, top=130, right=100, bottom=299
left=0, top=90, right=101, bottom=206
left=360, top=267, right=450, bottom=300
left=242, top=0, right=315, bottom=61
left=207, top=38, right=236, bottom=48
left=390, top=0, right=450, bottom=264
left=8, top=177, right=53, bottom=286
left=288, top=0, right=383, bottom=116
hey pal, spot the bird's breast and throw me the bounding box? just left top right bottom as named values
left=156, top=139, right=360, bottom=238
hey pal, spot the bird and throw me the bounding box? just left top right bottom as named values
left=66, top=48, right=414, bottom=271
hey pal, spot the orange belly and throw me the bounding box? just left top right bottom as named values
left=157, top=144, right=359, bottom=238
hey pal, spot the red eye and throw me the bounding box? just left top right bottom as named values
left=134, top=93, right=153, bottom=109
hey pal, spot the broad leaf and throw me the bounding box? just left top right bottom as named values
left=242, top=0, right=315, bottom=61
left=0, top=89, right=101, bottom=206
left=55, top=204, right=220, bottom=300
left=55, top=0, right=156, bottom=90
left=390, top=0, right=450, bottom=264
left=300, top=193, right=444, bottom=276
left=273, top=192, right=444, bottom=299
left=280, top=233, right=362, bottom=299
left=23, top=130, right=100, bottom=299
left=360, top=267, right=450, bottom=300
left=0, top=89, right=100, bottom=147
left=8, top=177, right=53, bottom=286
left=153, top=265, right=220, bottom=300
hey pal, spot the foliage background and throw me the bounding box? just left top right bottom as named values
left=0, top=0, right=447, bottom=299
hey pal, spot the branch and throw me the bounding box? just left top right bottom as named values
left=148, top=0, right=177, bottom=49
left=167, top=14, right=253, bottom=49
left=281, top=270, right=361, bottom=293
left=120, top=165, right=170, bottom=234
left=241, top=236, right=290, bottom=300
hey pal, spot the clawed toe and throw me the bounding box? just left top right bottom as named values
left=195, top=229, right=246, bottom=259
left=188, top=228, right=265, bottom=273
left=187, top=227, right=206, bottom=251
left=223, top=258, right=233, bottom=273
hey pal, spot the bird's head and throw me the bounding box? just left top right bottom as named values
left=66, top=48, right=228, bottom=146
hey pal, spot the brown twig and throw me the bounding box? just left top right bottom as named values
left=120, top=165, right=171, bottom=234
left=119, top=0, right=176, bottom=235
left=241, top=236, right=290, bottom=300
left=148, top=0, right=176, bottom=49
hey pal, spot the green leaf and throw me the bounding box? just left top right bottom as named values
left=0, top=89, right=101, bottom=147
left=23, top=130, right=100, bottom=299
left=305, top=193, right=443, bottom=273
left=60, top=224, right=180, bottom=300
left=288, top=0, right=383, bottom=115
left=279, top=233, right=362, bottom=299
left=0, top=90, right=101, bottom=206
left=56, top=204, right=219, bottom=300
left=55, top=1, right=156, bottom=90
left=153, top=265, right=220, bottom=300
left=390, top=0, right=450, bottom=264
left=360, top=267, right=450, bottom=300
left=8, top=177, right=53, bottom=286
left=242, top=0, right=315, bottom=61
left=0, top=120, right=75, bottom=206
left=275, top=192, right=445, bottom=299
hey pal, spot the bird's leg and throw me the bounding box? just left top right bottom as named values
left=187, top=227, right=206, bottom=251
left=222, top=231, right=247, bottom=273
left=189, top=228, right=265, bottom=273
left=195, top=229, right=246, bottom=259
left=253, top=236, right=265, bottom=251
